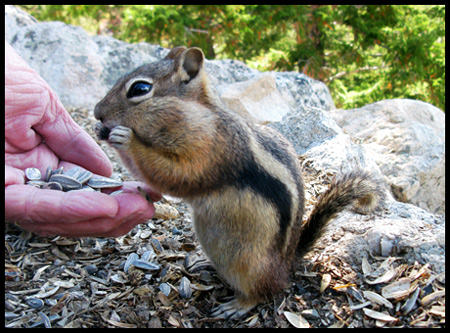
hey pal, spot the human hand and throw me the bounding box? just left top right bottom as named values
left=5, top=41, right=162, bottom=237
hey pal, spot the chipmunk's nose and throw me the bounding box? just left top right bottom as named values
left=93, top=103, right=103, bottom=121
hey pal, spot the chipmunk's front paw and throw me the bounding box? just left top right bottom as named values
left=109, top=126, right=132, bottom=150
left=94, top=122, right=110, bottom=141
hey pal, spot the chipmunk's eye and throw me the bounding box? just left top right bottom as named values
left=127, top=81, right=153, bottom=99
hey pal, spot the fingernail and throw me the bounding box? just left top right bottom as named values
left=137, top=186, right=154, bottom=203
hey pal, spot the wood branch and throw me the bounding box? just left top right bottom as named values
left=326, top=65, right=387, bottom=83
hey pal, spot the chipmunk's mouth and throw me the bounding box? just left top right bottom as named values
left=94, top=122, right=111, bottom=141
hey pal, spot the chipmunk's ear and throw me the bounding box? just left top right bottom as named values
left=166, top=46, right=205, bottom=83
left=180, top=47, right=204, bottom=82
left=164, top=46, right=187, bottom=61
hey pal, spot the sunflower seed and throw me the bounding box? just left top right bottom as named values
left=33, top=286, right=60, bottom=299
left=49, top=174, right=82, bottom=191
left=109, top=190, right=124, bottom=196
left=179, top=276, right=192, bottom=299
left=150, top=238, right=163, bottom=255
left=190, top=283, right=214, bottom=291
left=421, top=289, right=445, bottom=306
left=53, top=166, right=64, bottom=175
left=81, top=185, right=97, bottom=191
left=53, top=280, right=75, bottom=288
left=320, top=273, right=332, bottom=293
left=42, top=182, right=63, bottom=191
left=87, top=176, right=123, bottom=188
left=38, top=311, right=52, bottom=328
left=24, top=167, right=126, bottom=195
left=5, top=312, right=20, bottom=320
left=137, top=186, right=153, bottom=203
left=381, top=278, right=411, bottom=300
left=63, top=166, right=81, bottom=179
left=124, top=253, right=139, bottom=273
left=76, top=169, right=93, bottom=184
left=284, top=311, right=310, bottom=328
left=365, top=267, right=396, bottom=285
left=363, top=308, right=398, bottom=322
left=25, top=167, right=41, bottom=181
left=402, top=287, right=420, bottom=314
left=363, top=290, right=394, bottom=309
left=27, top=180, right=47, bottom=188
left=346, top=286, right=365, bottom=302
left=141, top=250, right=156, bottom=262
left=159, top=283, right=171, bottom=296
left=361, top=257, right=372, bottom=275
left=132, top=259, right=161, bottom=271
left=26, top=298, right=44, bottom=310
left=44, top=166, right=53, bottom=182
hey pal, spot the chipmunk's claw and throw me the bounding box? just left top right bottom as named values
left=210, top=297, right=255, bottom=320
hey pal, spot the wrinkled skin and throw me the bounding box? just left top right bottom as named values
left=5, top=41, right=161, bottom=237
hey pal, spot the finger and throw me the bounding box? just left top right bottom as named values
left=15, top=192, right=155, bottom=238
left=17, top=214, right=145, bottom=238
left=34, top=106, right=114, bottom=177
left=5, top=42, right=47, bottom=151
left=106, top=181, right=163, bottom=203
left=5, top=42, right=112, bottom=177
left=5, top=142, right=59, bottom=174
left=85, top=193, right=156, bottom=237
left=5, top=165, right=25, bottom=186
left=5, top=185, right=119, bottom=224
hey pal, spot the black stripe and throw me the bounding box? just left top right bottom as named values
left=235, top=157, right=292, bottom=244
left=255, top=130, right=298, bottom=182
left=255, top=129, right=305, bottom=226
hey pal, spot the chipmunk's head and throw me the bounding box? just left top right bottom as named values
left=94, top=46, right=216, bottom=149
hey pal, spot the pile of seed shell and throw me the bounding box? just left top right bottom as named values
left=24, top=166, right=123, bottom=193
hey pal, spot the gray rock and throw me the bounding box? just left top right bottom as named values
left=206, top=58, right=259, bottom=85
left=8, top=20, right=107, bottom=110
left=319, top=200, right=445, bottom=274
left=218, top=73, right=295, bottom=124
left=270, top=105, right=342, bottom=156
left=329, top=99, right=445, bottom=215
left=6, top=5, right=335, bottom=116
left=92, top=35, right=168, bottom=87
left=275, top=71, right=335, bottom=112
left=5, top=5, right=37, bottom=42
left=269, top=104, right=384, bottom=178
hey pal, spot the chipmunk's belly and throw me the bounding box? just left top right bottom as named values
left=188, top=187, right=280, bottom=283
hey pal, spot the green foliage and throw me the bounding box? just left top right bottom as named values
left=21, top=5, right=445, bottom=111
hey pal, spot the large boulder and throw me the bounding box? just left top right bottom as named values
left=5, top=6, right=334, bottom=115
left=329, top=99, right=445, bottom=215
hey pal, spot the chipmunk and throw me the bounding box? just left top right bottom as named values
left=94, top=46, right=385, bottom=319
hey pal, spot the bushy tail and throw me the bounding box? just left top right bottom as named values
left=297, top=170, right=385, bottom=257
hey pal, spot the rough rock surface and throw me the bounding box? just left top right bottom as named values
left=329, top=99, right=445, bottom=215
